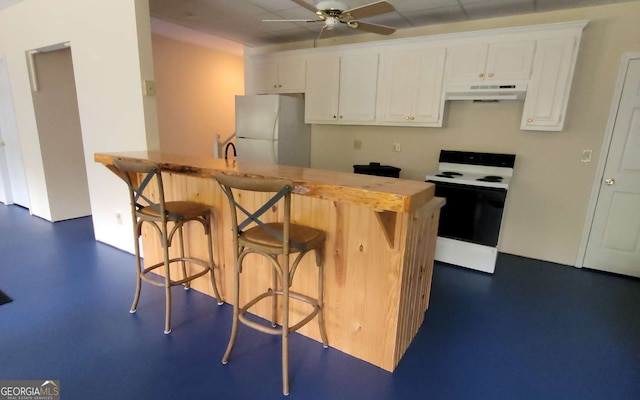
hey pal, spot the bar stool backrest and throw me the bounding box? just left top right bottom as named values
left=112, top=160, right=174, bottom=221
left=215, top=173, right=294, bottom=253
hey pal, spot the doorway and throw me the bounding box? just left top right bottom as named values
left=0, top=56, right=30, bottom=208
left=30, top=45, right=91, bottom=221
left=581, top=53, right=640, bottom=278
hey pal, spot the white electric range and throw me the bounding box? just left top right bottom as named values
left=426, top=150, right=516, bottom=273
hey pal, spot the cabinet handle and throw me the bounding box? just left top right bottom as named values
left=333, top=115, right=337, bottom=119
left=273, top=85, right=277, bottom=88
left=339, top=115, right=343, bottom=119
left=406, top=116, right=415, bottom=121
left=278, top=84, right=282, bottom=88
left=479, top=73, right=484, bottom=78
left=488, top=73, right=494, bottom=78
left=527, top=118, right=533, bottom=123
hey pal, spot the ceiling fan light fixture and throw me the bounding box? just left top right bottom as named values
left=316, top=0, right=349, bottom=12
left=325, top=17, right=339, bottom=30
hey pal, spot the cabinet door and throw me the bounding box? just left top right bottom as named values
left=251, top=57, right=305, bottom=94
left=413, top=49, right=446, bottom=124
left=445, top=44, right=488, bottom=82
left=446, top=41, right=535, bottom=82
left=377, top=48, right=445, bottom=126
left=521, top=37, right=576, bottom=131
left=252, top=59, right=279, bottom=94
left=338, top=53, right=378, bottom=122
left=278, top=57, right=306, bottom=92
left=305, top=56, right=340, bottom=122
left=378, top=50, right=416, bottom=123
left=485, top=41, right=535, bottom=81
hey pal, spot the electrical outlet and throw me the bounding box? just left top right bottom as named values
left=392, top=143, right=401, bottom=152
left=353, top=140, right=362, bottom=150
left=581, top=150, right=592, bottom=163
left=115, top=211, right=123, bottom=225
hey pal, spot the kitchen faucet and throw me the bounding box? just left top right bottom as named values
left=225, top=142, right=236, bottom=160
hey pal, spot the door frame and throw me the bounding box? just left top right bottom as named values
left=576, top=52, right=640, bottom=268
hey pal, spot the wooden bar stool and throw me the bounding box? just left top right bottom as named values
left=215, top=172, right=328, bottom=396
left=112, top=160, right=223, bottom=334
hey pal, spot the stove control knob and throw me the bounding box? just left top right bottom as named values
left=605, top=178, right=615, bottom=186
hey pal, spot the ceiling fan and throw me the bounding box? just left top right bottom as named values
left=264, top=0, right=397, bottom=39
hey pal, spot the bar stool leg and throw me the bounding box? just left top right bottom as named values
left=178, top=225, right=189, bottom=290
left=222, top=254, right=241, bottom=364
left=281, top=258, right=290, bottom=396
left=130, top=222, right=143, bottom=314
left=316, top=247, right=329, bottom=348
left=270, top=263, right=278, bottom=327
left=162, top=225, right=173, bottom=335
left=205, top=214, right=223, bottom=305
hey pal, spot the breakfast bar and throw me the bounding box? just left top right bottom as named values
left=95, top=151, right=445, bottom=371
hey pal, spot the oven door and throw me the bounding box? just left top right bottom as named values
left=429, top=180, right=507, bottom=247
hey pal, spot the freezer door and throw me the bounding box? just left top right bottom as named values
left=235, top=95, right=279, bottom=141
left=236, top=137, right=277, bottom=164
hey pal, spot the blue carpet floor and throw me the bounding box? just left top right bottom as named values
left=0, top=204, right=638, bottom=399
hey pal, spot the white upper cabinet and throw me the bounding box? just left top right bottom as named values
left=246, top=20, right=587, bottom=131
left=521, top=37, right=577, bottom=131
left=446, top=41, right=536, bottom=83
left=377, top=47, right=446, bottom=126
left=251, top=56, right=306, bottom=94
left=305, top=52, right=379, bottom=124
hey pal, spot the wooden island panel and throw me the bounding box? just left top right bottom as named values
left=95, top=152, right=444, bottom=371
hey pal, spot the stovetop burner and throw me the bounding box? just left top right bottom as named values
left=441, top=171, right=463, bottom=176
left=477, top=176, right=504, bottom=182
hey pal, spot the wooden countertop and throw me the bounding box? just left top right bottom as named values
left=95, top=151, right=436, bottom=213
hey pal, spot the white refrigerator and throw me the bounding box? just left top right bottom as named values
left=235, top=94, right=310, bottom=167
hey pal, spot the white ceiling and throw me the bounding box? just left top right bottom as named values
left=149, top=0, right=635, bottom=47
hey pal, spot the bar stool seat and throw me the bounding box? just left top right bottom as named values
left=137, top=201, right=212, bottom=219
left=112, top=160, right=223, bottom=334
left=215, top=172, right=328, bottom=396
left=242, top=222, right=325, bottom=250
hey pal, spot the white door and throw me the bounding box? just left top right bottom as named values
left=0, top=57, right=30, bottom=208
left=584, top=56, right=640, bottom=277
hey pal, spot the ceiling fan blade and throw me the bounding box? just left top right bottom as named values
left=290, top=0, right=320, bottom=14
left=347, top=20, right=396, bottom=35
left=262, top=19, right=322, bottom=22
left=343, top=1, right=395, bottom=20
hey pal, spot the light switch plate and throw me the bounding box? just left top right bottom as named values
left=142, top=80, right=156, bottom=96
left=581, top=150, right=592, bottom=163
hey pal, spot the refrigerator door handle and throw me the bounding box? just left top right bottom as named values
left=272, top=139, right=278, bottom=163
left=271, top=113, right=279, bottom=163
left=272, top=113, right=279, bottom=141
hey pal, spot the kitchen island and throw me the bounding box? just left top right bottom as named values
left=95, top=151, right=445, bottom=371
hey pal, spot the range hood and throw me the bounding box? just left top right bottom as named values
left=445, top=83, right=528, bottom=101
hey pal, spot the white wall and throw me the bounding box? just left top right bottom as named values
left=0, top=0, right=158, bottom=251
